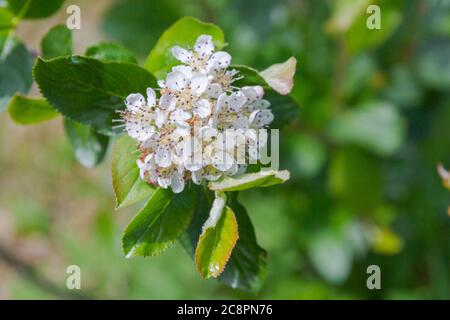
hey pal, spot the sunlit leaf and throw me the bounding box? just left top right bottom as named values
left=209, top=169, right=290, bottom=192
left=122, top=187, right=196, bottom=257
left=145, top=16, right=225, bottom=78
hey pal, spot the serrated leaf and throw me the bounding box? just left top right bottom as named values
left=41, top=24, right=72, bottom=59
left=144, top=17, right=225, bottom=78
left=209, top=169, right=290, bottom=192
left=179, top=190, right=267, bottom=292
left=122, top=187, right=197, bottom=258
left=64, top=118, right=109, bottom=168
left=219, top=193, right=267, bottom=292
left=85, top=42, right=137, bottom=63
left=7, top=0, right=65, bottom=19
left=195, top=205, right=238, bottom=279
left=0, top=39, right=33, bottom=111
left=112, top=135, right=154, bottom=209
left=7, top=94, right=58, bottom=124
left=33, top=55, right=157, bottom=132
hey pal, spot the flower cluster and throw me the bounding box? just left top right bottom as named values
left=120, top=35, right=274, bottom=193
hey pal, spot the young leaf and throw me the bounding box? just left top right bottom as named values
left=260, top=57, right=297, bottom=95
left=122, top=187, right=197, bottom=258
left=33, top=56, right=157, bottom=132
left=209, top=169, right=290, bottom=192
left=179, top=190, right=267, bottom=292
left=41, top=24, right=72, bottom=59
left=8, top=94, right=58, bottom=124
left=7, top=0, right=65, bottom=19
left=144, top=17, right=225, bottom=78
left=219, top=193, right=267, bottom=292
left=85, top=42, right=137, bottom=63
left=0, top=39, right=33, bottom=111
left=64, top=118, right=109, bottom=168
left=112, top=135, right=154, bottom=209
left=195, top=204, right=239, bottom=279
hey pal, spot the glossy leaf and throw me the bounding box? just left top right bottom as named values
left=85, top=42, right=137, bottom=63
left=7, top=94, right=58, bottom=124
left=219, top=193, right=267, bottom=292
left=112, top=135, right=154, bottom=209
left=180, top=190, right=267, bottom=292
left=122, top=187, right=197, bottom=258
left=209, top=169, right=290, bottom=192
left=145, top=17, right=225, bottom=78
left=64, top=118, right=109, bottom=168
left=0, top=39, right=33, bottom=111
left=7, top=0, right=65, bottom=19
left=33, top=55, right=157, bottom=132
left=41, top=24, right=72, bottom=59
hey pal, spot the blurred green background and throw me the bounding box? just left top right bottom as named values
left=0, top=0, right=449, bottom=299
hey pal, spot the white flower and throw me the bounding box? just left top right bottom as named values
left=120, top=34, right=276, bottom=193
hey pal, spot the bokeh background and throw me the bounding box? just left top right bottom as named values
left=0, top=0, right=449, bottom=299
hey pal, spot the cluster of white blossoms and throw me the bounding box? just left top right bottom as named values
left=120, top=35, right=274, bottom=193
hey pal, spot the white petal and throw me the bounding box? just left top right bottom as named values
left=194, top=35, right=214, bottom=57
left=252, top=99, right=270, bottom=109
left=172, top=65, right=192, bottom=79
left=125, top=93, right=145, bottom=111
left=171, top=46, right=193, bottom=64
left=146, top=88, right=156, bottom=106
left=166, top=71, right=187, bottom=91
left=157, top=80, right=166, bottom=88
left=242, top=86, right=264, bottom=102
left=207, top=51, right=231, bottom=72
left=190, top=74, right=208, bottom=96
left=171, top=109, right=191, bottom=122
left=212, top=151, right=234, bottom=171
left=171, top=173, right=185, bottom=193
left=191, top=170, right=203, bottom=185
left=155, top=148, right=172, bottom=167
left=227, top=91, right=247, bottom=112
left=216, top=93, right=227, bottom=111
left=205, top=83, right=223, bottom=98
left=235, top=116, right=249, bottom=129
left=159, top=93, right=176, bottom=110
left=158, top=176, right=171, bottom=188
left=250, top=109, right=274, bottom=127
left=193, top=99, right=211, bottom=118
left=155, top=109, right=166, bottom=128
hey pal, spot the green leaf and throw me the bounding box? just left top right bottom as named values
left=144, top=17, right=225, bottom=78
left=179, top=190, right=267, bottom=292
left=7, top=94, right=58, bottom=124
left=209, top=169, right=290, bottom=192
left=195, top=205, right=239, bottom=279
left=7, top=0, right=65, bottom=19
left=219, top=193, right=267, bottom=292
left=416, top=40, right=450, bottom=91
left=112, top=135, right=154, bottom=209
left=122, top=187, right=197, bottom=258
left=64, top=118, right=109, bottom=168
left=328, top=102, right=406, bottom=157
left=101, top=0, right=181, bottom=57
left=0, top=8, right=14, bottom=50
left=231, top=65, right=269, bottom=89
left=41, top=24, right=72, bottom=59
left=0, top=39, right=33, bottom=111
left=33, top=55, right=157, bottom=132
left=85, top=42, right=137, bottom=63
